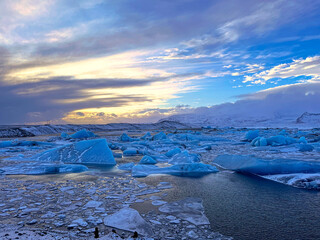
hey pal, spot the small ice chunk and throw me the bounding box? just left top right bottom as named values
left=139, top=155, right=157, bottom=165
left=103, top=208, right=153, bottom=236
left=70, top=129, right=96, bottom=139
left=159, top=198, right=210, bottom=225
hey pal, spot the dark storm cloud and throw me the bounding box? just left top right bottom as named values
left=0, top=77, right=157, bottom=124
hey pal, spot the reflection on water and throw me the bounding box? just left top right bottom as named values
left=137, top=171, right=320, bottom=240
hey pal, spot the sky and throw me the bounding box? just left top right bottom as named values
left=0, top=0, right=320, bottom=125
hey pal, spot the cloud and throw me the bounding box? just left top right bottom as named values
left=244, top=56, right=320, bottom=84
left=181, top=82, right=320, bottom=121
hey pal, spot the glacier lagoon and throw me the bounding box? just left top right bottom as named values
left=1, top=126, right=320, bottom=239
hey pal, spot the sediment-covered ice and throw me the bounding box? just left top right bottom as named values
left=32, top=139, right=116, bottom=165
left=263, top=173, right=320, bottom=190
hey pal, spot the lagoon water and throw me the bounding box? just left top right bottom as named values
left=138, top=171, right=320, bottom=240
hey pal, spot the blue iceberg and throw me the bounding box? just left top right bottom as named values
left=70, top=129, right=96, bottom=139
left=118, top=162, right=135, bottom=171
left=139, top=155, right=157, bottom=164
left=165, top=148, right=182, bottom=158
left=32, top=139, right=116, bottom=165
left=132, top=163, right=219, bottom=177
left=120, top=133, right=137, bottom=142
left=1, top=163, right=88, bottom=175
left=168, top=151, right=200, bottom=165
left=152, top=132, right=167, bottom=140
left=245, top=130, right=259, bottom=141
left=214, top=154, right=320, bottom=175
left=141, top=132, right=152, bottom=140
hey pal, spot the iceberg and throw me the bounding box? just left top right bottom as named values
left=298, top=144, right=314, bottom=152
left=168, top=151, right=200, bottom=165
left=118, top=162, right=135, bottom=171
left=152, top=131, right=167, bottom=140
left=60, top=132, right=69, bottom=138
left=132, top=163, right=218, bottom=177
left=214, top=154, right=320, bottom=175
left=266, top=135, right=296, bottom=146
left=139, top=155, right=157, bottom=164
left=245, top=130, right=259, bottom=141
left=1, top=162, right=88, bottom=175
left=165, top=148, right=181, bottom=158
left=123, top=147, right=140, bottom=156
left=120, top=133, right=137, bottom=142
left=251, top=137, right=268, bottom=147
left=32, top=139, right=116, bottom=165
left=70, top=129, right=96, bottom=139
left=140, top=132, right=152, bottom=140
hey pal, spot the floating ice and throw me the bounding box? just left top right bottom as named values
left=123, top=147, right=139, bottom=156
left=70, top=129, right=96, bottom=139
left=141, top=132, right=152, bottom=140
left=165, top=148, right=181, bottom=158
left=0, top=162, right=88, bottom=175
left=120, top=133, right=138, bottom=142
left=139, top=155, right=157, bottom=164
left=132, top=163, right=218, bottom=178
left=118, top=162, right=135, bottom=171
left=263, top=173, right=320, bottom=190
left=266, top=135, right=296, bottom=146
left=245, top=130, right=259, bottom=141
left=32, top=139, right=116, bottom=165
left=168, top=151, right=200, bottom=165
left=103, top=207, right=153, bottom=236
left=152, top=131, right=167, bottom=140
left=60, top=132, right=69, bottom=138
left=251, top=137, right=268, bottom=147
left=159, top=198, right=210, bottom=225
left=214, top=154, right=320, bottom=175
left=298, top=144, right=314, bottom=152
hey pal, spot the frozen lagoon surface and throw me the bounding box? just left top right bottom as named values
left=1, top=127, right=320, bottom=239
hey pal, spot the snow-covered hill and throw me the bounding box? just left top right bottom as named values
left=160, top=112, right=320, bottom=129
left=0, top=121, right=190, bottom=138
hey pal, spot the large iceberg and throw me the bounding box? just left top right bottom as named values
left=214, top=154, right=320, bottom=175
left=32, top=139, right=116, bottom=165
left=132, top=163, right=218, bottom=177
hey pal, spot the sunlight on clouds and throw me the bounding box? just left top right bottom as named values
left=7, top=50, right=173, bottom=84
left=61, top=75, right=199, bottom=123
left=243, top=56, right=320, bottom=84
left=11, top=0, right=53, bottom=16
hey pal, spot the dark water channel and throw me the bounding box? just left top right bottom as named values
left=137, top=171, right=320, bottom=240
